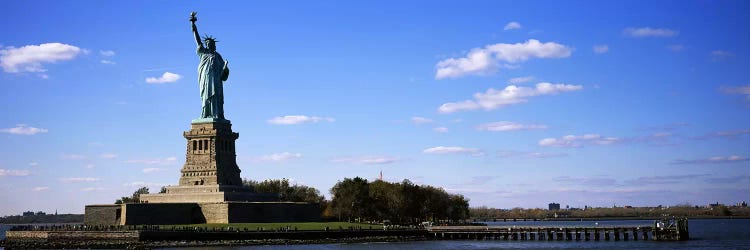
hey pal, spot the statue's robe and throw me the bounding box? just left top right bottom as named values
left=197, top=46, right=229, bottom=119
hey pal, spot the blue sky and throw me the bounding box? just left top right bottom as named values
left=1, top=1, right=749, bottom=215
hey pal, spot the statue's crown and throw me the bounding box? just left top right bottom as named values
left=202, top=34, right=218, bottom=43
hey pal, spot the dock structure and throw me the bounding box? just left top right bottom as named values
left=427, top=218, right=689, bottom=241
left=428, top=226, right=653, bottom=241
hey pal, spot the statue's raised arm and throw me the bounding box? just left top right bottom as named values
left=190, top=12, right=203, bottom=48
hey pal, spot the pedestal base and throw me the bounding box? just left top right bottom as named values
left=140, top=185, right=277, bottom=203
left=85, top=202, right=321, bottom=225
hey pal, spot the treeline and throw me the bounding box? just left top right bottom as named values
left=115, top=187, right=151, bottom=204
left=112, top=177, right=470, bottom=224
left=242, top=178, right=324, bottom=203
left=113, top=179, right=324, bottom=204
left=328, top=177, right=470, bottom=224
left=0, top=214, right=83, bottom=224
left=470, top=205, right=750, bottom=219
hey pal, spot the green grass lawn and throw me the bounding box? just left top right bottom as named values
left=160, top=222, right=380, bottom=231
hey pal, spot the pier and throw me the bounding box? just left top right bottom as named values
left=428, top=226, right=654, bottom=241
left=427, top=217, right=689, bottom=241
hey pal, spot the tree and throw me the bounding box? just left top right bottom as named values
left=399, top=179, right=426, bottom=223
left=423, top=186, right=450, bottom=222
left=330, top=177, right=371, bottom=222
left=114, top=186, right=149, bottom=204
left=369, top=180, right=403, bottom=222
left=447, top=194, right=470, bottom=222
left=329, top=177, right=468, bottom=224
left=242, top=178, right=324, bottom=203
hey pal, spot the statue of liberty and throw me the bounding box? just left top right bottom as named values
left=190, top=12, right=229, bottom=122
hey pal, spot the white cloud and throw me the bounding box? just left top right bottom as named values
left=476, top=121, right=547, bottom=132
left=32, top=186, right=49, bottom=191
left=626, top=174, right=709, bottom=185
left=267, top=115, right=334, bottom=125
left=145, top=72, right=182, bottom=84
left=713, top=129, right=750, bottom=138
left=99, top=50, right=115, bottom=57
left=423, top=146, right=483, bottom=156
left=622, top=27, right=678, bottom=38
left=142, top=168, right=164, bottom=173
left=508, top=76, right=534, bottom=84
left=331, top=155, right=399, bottom=165
left=538, top=134, right=619, bottom=147
left=497, top=150, right=568, bottom=158
left=0, top=124, right=48, bottom=135
left=504, top=21, right=522, bottom=30
left=411, top=116, right=433, bottom=124
left=438, top=82, right=583, bottom=113
left=123, top=181, right=169, bottom=188
left=711, top=50, right=733, bottom=61
left=667, top=44, right=684, bottom=52
left=0, top=169, right=30, bottom=176
left=100, top=153, right=117, bottom=159
left=125, top=157, right=177, bottom=165
left=61, top=154, right=86, bottom=160
left=433, top=127, right=449, bottom=133
left=28, top=162, right=39, bottom=167
left=721, top=84, right=750, bottom=101
left=593, top=45, right=609, bottom=54
left=60, top=177, right=100, bottom=182
left=100, top=60, right=116, bottom=65
left=253, top=152, right=302, bottom=162
left=672, top=155, right=748, bottom=165
left=82, top=187, right=107, bottom=191
left=555, top=176, right=617, bottom=187
left=0, top=43, right=82, bottom=73
left=85, top=164, right=95, bottom=169
left=435, top=39, right=572, bottom=79
left=461, top=176, right=499, bottom=186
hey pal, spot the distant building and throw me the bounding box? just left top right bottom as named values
left=736, top=201, right=747, bottom=207
left=708, top=202, right=723, bottom=208
left=548, top=203, right=561, bottom=210
left=22, top=211, right=34, bottom=216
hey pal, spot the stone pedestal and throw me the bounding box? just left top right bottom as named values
left=179, top=121, right=241, bottom=186
left=140, top=121, right=265, bottom=203
left=88, top=121, right=321, bottom=225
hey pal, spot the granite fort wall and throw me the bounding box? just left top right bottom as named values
left=199, top=203, right=229, bottom=223
left=122, top=203, right=203, bottom=225
left=84, top=204, right=121, bottom=225
left=227, top=202, right=320, bottom=223
left=84, top=202, right=320, bottom=225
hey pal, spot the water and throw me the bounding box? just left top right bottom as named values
left=3, top=219, right=749, bottom=249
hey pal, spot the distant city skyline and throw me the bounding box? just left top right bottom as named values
left=1, top=1, right=749, bottom=215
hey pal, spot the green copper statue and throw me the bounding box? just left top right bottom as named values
left=190, top=12, right=229, bottom=122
